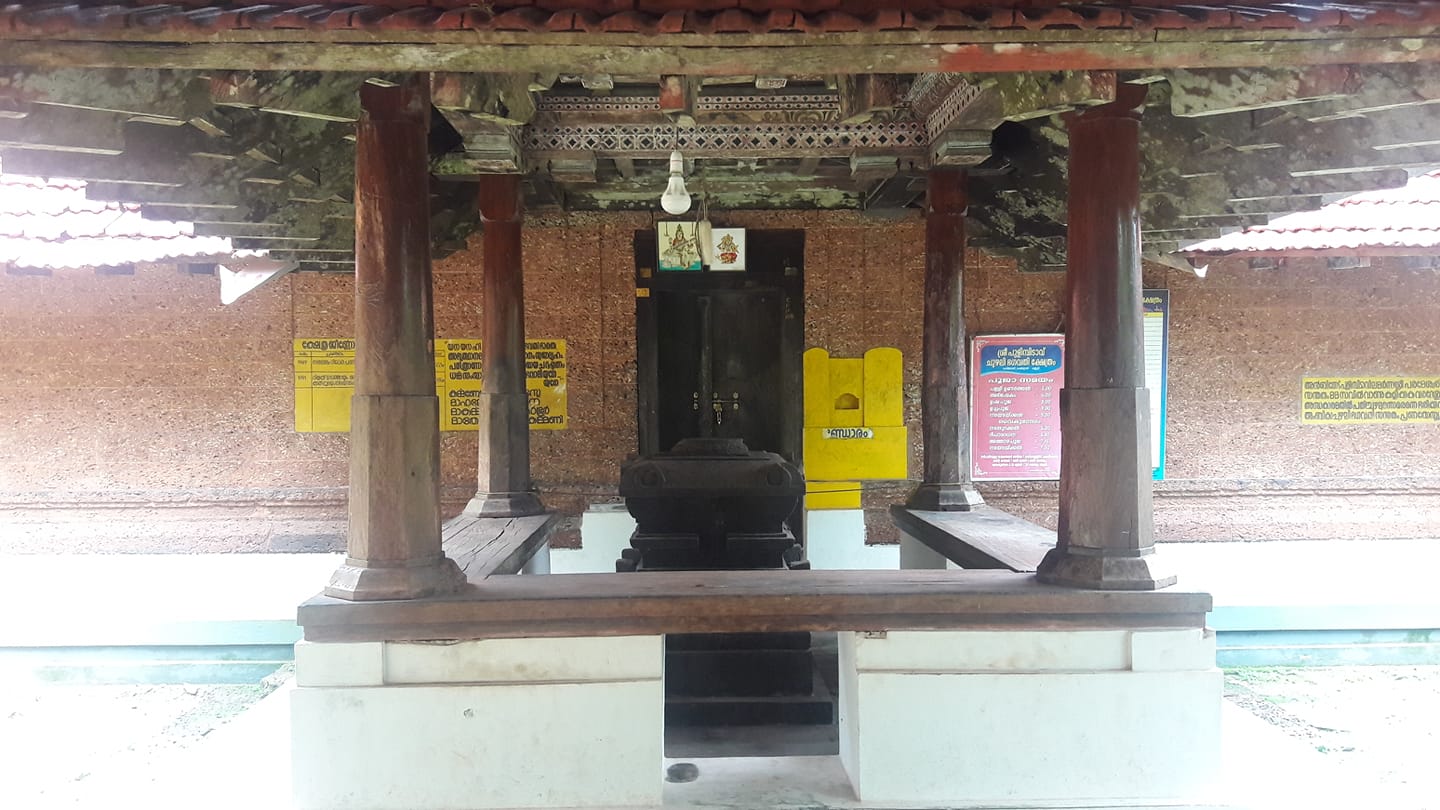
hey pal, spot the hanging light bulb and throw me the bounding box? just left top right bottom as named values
left=660, top=149, right=692, bottom=215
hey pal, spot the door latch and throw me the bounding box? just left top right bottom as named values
left=711, top=392, right=741, bottom=425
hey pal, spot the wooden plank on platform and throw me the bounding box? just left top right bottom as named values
left=297, top=568, right=1212, bottom=643
left=443, top=512, right=559, bottom=582
left=890, top=505, right=1055, bottom=573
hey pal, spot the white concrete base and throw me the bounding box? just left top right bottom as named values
left=551, top=508, right=636, bottom=574
left=897, top=529, right=956, bottom=570
left=554, top=507, right=901, bottom=573
left=806, top=510, right=899, bottom=570
left=838, top=628, right=1222, bottom=806
left=291, top=635, right=664, bottom=810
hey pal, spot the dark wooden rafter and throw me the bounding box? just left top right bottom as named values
left=1167, top=64, right=1440, bottom=119
left=430, top=72, right=534, bottom=176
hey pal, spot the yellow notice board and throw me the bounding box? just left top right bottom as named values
left=1301, top=376, right=1440, bottom=424
left=294, top=338, right=567, bottom=432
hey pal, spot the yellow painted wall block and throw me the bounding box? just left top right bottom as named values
left=802, top=345, right=909, bottom=482
left=803, top=347, right=832, bottom=428
left=863, top=347, right=904, bottom=427
left=828, top=357, right=865, bottom=427
left=803, top=425, right=909, bottom=481
left=805, top=481, right=861, bottom=510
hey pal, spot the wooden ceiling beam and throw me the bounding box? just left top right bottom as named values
left=0, top=104, right=129, bottom=154
left=545, top=151, right=598, bottom=184
left=209, top=71, right=367, bottom=123
left=431, top=128, right=524, bottom=177
left=924, top=71, right=1116, bottom=167
left=86, top=178, right=351, bottom=207
left=1166, top=66, right=1359, bottom=117
left=0, top=67, right=209, bottom=124
left=863, top=172, right=925, bottom=212
left=1225, top=168, right=1410, bottom=200
left=431, top=73, right=537, bottom=127
left=9, top=33, right=1440, bottom=75
left=849, top=151, right=898, bottom=184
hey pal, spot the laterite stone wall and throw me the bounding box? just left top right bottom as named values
left=1, top=213, right=1436, bottom=552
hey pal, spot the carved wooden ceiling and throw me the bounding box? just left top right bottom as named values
left=2, top=2, right=1439, bottom=271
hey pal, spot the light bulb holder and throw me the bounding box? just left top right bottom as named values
left=660, top=149, right=691, bottom=214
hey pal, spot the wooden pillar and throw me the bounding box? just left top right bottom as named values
left=908, top=167, right=984, bottom=511
left=1037, top=85, right=1175, bottom=590
left=325, top=78, right=465, bottom=601
left=465, top=174, right=543, bottom=517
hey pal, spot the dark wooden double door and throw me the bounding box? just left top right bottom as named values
left=635, top=229, right=805, bottom=466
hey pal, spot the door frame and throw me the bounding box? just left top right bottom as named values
left=633, top=228, right=805, bottom=465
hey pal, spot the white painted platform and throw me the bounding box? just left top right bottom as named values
left=109, top=679, right=1357, bottom=810
left=836, top=628, right=1221, bottom=805
left=291, top=636, right=664, bottom=810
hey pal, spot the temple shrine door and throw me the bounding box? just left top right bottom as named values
left=634, top=229, right=805, bottom=466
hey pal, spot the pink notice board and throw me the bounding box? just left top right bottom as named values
left=969, top=334, right=1065, bottom=481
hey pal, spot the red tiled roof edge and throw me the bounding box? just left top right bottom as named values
left=1182, top=171, right=1440, bottom=258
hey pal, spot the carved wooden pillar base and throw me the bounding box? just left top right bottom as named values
left=327, top=394, right=466, bottom=600
left=325, top=554, right=466, bottom=601
left=1039, top=388, right=1176, bottom=590
left=907, top=482, right=985, bottom=511
left=464, top=493, right=546, bottom=518
left=1035, top=548, right=1175, bottom=591
left=468, top=390, right=544, bottom=517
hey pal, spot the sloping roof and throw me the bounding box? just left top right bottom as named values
left=0, top=165, right=233, bottom=269
left=0, top=1, right=1433, bottom=37
left=1181, top=171, right=1440, bottom=258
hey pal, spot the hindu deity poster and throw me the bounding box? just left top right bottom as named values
left=657, top=221, right=702, bottom=271
left=709, top=228, right=746, bottom=271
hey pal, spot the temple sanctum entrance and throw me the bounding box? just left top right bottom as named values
left=628, top=229, right=831, bottom=753
left=636, top=229, right=805, bottom=464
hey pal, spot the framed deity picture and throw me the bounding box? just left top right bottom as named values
left=657, top=221, right=703, bottom=271
left=708, top=228, right=746, bottom=271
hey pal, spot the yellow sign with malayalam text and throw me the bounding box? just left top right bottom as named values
left=1301, top=376, right=1440, bottom=424
left=294, top=339, right=567, bottom=433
